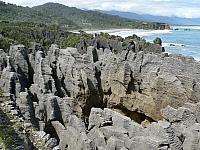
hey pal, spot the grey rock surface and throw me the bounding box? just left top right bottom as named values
left=0, top=33, right=200, bottom=150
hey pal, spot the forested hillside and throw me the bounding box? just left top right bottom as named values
left=0, top=1, right=169, bottom=30
left=0, top=1, right=170, bottom=52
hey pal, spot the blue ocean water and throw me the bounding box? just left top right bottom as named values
left=104, top=26, right=200, bottom=60
left=144, top=26, right=200, bottom=60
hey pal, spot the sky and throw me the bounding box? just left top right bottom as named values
left=2, top=0, right=200, bottom=18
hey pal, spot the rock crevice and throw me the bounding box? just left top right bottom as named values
left=0, top=35, right=200, bottom=149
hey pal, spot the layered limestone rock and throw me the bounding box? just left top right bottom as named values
left=0, top=49, right=7, bottom=74
left=50, top=105, right=200, bottom=150
left=96, top=47, right=200, bottom=120
left=9, top=45, right=30, bottom=90
left=1, top=34, right=200, bottom=149
left=0, top=56, right=21, bottom=95
left=54, top=46, right=103, bottom=117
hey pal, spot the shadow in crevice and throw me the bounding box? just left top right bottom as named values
left=27, top=91, right=40, bottom=128
left=16, top=65, right=29, bottom=92
left=94, top=67, right=104, bottom=106
left=82, top=78, right=102, bottom=117
left=26, top=53, right=34, bottom=88
left=50, top=63, right=66, bottom=98
left=44, top=121, right=60, bottom=143
left=126, top=71, right=142, bottom=94
left=112, top=104, right=155, bottom=124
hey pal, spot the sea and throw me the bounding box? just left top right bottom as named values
left=87, top=26, right=200, bottom=60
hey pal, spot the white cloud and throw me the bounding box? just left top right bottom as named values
left=2, top=0, right=200, bottom=18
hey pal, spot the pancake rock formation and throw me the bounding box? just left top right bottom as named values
left=0, top=34, right=200, bottom=149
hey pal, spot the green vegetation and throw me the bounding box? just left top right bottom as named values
left=0, top=101, right=25, bottom=149
left=33, top=3, right=169, bottom=30
left=0, top=106, right=19, bottom=149
left=60, top=34, right=81, bottom=48
left=0, top=21, right=93, bottom=51
left=0, top=21, right=60, bottom=51
left=112, top=49, right=118, bottom=54
left=0, top=37, right=15, bottom=51
left=0, top=1, right=169, bottom=30
left=98, top=32, right=118, bottom=40
left=0, top=2, right=168, bottom=51
left=0, top=125, right=15, bottom=149
left=0, top=1, right=78, bottom=29
left=125, top=34, right=143, bottom=41
left=60, top=32, right=92, bottom=48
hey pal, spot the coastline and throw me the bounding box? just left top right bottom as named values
left=71, top=28, right=172, bottom=38
left=70, top=28, right=134, bottom=34
left=71, top=26, right=200, bottom=61
left=83, top=28, right=134, bottom=33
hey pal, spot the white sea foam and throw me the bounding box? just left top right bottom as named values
left=84, top=29, right=172, bottom=38
left=172, top=26, right=200, bottom=30
left=163, top=43, right=200, bottom=49
left=194, top=57, right=200, bottom=61
left=162, top=42, right=185, bottom=47
left=192, top=26, right=200, bottom=30
left=84, top=29, right=132, bottom=34
left=135, top=30, right=172, bottom=37
left=75, top=28, right=200, bottom=61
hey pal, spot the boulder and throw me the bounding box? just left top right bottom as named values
left=153, top=37, right=162, bottom=46
left=44, top=138, right=58, bottom=149
left=9, top=45, right=30, bottom=90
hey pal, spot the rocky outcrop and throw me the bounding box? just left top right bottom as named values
left=9, top=45, right=30, bottom=90
left=52, top=104, right=200, bottom=150
left=99, top=51, right=200, bottom=120
left=76, top=34, right=164, bottom=55
left=153, top=37, right=162, bottom=46
left=0, top=56, right=21, bottom=95
left=0, top=49, right=7, bottom=74
left=0, top=33, right=200, bottom=149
